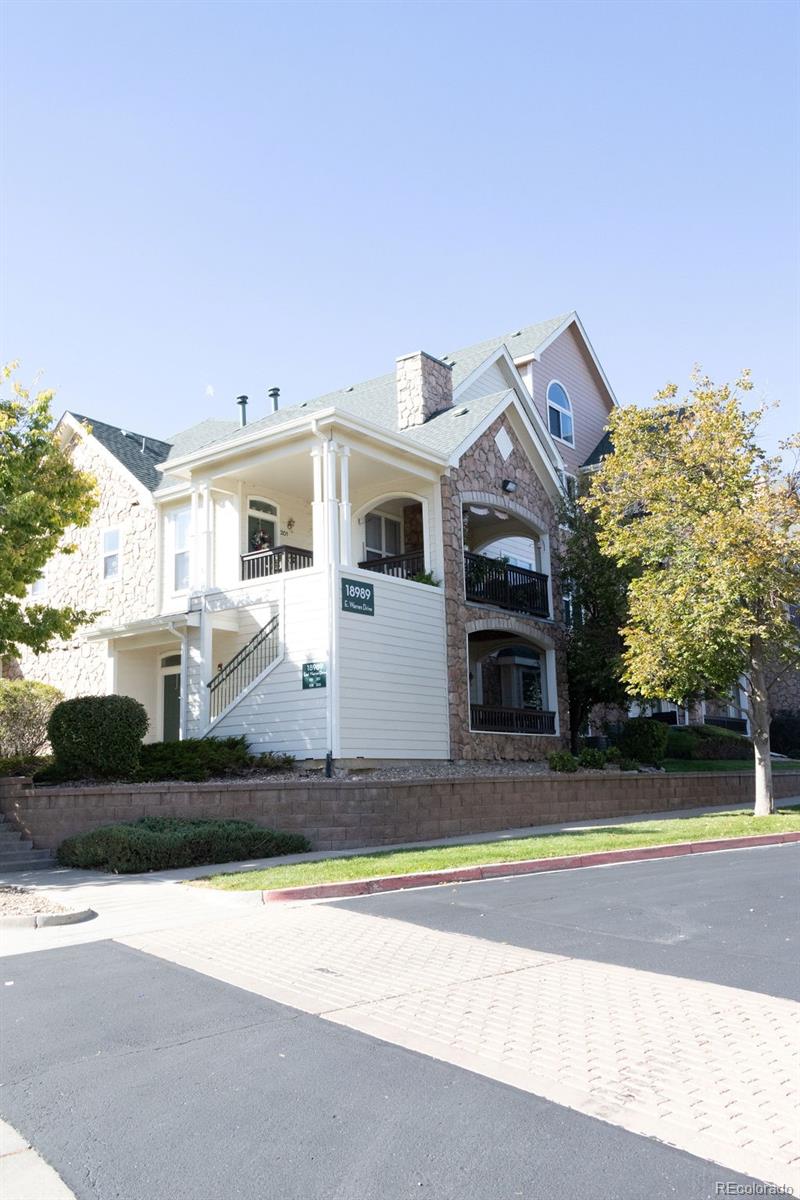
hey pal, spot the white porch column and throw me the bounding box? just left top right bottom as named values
left=311, top=446, right=326, bottom=566
left=198, top=483, right=213, bottom=591
left=198, top=607, right=213, bottom=730
left=338, top=446, right=352, bottom=566
left=540, top=533, right=554, bottom=619
left=189, top=486, right=200, bottom=591
left=324, top=440, right=340, bottom=566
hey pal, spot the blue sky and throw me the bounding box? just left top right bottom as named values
left=2, top=0, right=797, bottom=456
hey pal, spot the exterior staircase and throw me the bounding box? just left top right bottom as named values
left=0, top=811, right=54, bottom=872
left=207, top=613, right=281, bottom=722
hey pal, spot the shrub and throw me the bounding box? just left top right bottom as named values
left=549, top=750, right=579, bottom=773
left=770, top=713, right=800, bottom=759
left=0, top=755, right=51, bottom=777
left=136, top=737, right=254, bottom=783
left=56, top=816, right=310, bottom=874
left=619, top=757, right=639, bottom=772
left=578, top=748, right=607, bottom=770
left=616, top=717, right=669, bottom=765
left=665, top=730, right=696, bottom=760
left=0, top=680, right=63, bottom=758
left=48, top=695, right=149, bottom=779
left=604, top=745, right=622, bottom=764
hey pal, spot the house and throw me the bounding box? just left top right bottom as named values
left=12, top=312, right=620, bottom=762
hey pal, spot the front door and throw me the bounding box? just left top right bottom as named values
left=162, top=672, right=181, bottom=742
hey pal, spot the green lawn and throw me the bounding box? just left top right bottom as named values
left=194, top=806, right=800, bottom=892
left=663, top=758, right=800, bottom=773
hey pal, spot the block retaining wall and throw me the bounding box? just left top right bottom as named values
left=1, top=772, right=799, bottom=854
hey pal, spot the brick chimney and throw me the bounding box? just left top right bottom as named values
left=396, top=351, right=453, bottom=430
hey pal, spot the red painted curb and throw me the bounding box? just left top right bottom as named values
left=260, top=831, right=800, bottom=903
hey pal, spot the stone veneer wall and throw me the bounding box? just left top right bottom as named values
left=441, top=414, right=569, bottom=760
left=11, top=429, right=158, bottom=698
left=3, top=772, right=799, bottom=853
left=396, top=351, right=453, bottom=430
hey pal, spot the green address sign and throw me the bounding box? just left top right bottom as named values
left=341, top=578, right=375, bottom=616
left=302, top=662, right=327, bottom=689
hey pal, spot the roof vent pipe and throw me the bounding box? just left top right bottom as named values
left=268, top=386, right=280, bottom=413
left=236, top=395, right=248, bottom=427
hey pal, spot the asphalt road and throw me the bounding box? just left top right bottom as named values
left=2, top=847, right=789, bottom=1200
left=338, top=843, right=800, bottom=1000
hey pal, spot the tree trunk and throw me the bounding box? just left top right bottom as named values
left=748, top=637, right=774, bottom=816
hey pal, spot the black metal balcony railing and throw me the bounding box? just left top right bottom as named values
left=470, top=705, right=557, bottom=735
left=464, top=552, right=550, bottom=618
left=207, top=614, right=280, bottom=721
left=705, top=716, right=749, bottom=735
left=241, top=544, right=313, bottom=581
left=358, top=550, right=425, bottom=580
left=649, top=711, right=679, bottom=725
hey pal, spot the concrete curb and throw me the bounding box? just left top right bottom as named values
left=260, top=831, right=800, bottom=902
left=0, top=907, right=97, bottom=929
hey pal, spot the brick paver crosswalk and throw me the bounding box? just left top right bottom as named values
left=122, top=903, right=800, bottom=1189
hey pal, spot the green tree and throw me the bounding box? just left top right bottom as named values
left=0, top=364, right=98, bottom=658
left=589, top=371, right=800, bottom=814
left=557, top=485, right=630, bottom=753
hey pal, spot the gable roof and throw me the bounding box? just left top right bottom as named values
left=160, top=313, right=575, bottom=474
left=68, top=414, right=173, bottom=493
left=68, top=311, right=606, bottom=493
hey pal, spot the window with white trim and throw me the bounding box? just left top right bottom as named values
left=247, top=497, right=278, bottom=553
left=171, top=508, right=191, bottom=592
left=547, top=381, right=574, bottom=445
left=102, top=529, right=121, bottom=581
left=364, top=511, right=402, bottom=560
left=30, top=570, right=47, bottom=598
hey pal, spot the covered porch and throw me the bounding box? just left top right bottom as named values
left=467, top=627, right=558, bottom=737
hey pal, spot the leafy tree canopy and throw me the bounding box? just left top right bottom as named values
left=0, top=364, right=98, bottom=658
left=557, top=483, right=631, bottom=751
left=588, top=370, right=800, bottom=813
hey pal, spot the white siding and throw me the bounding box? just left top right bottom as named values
left=336, top=567, right=450, bottom=759
left=458, top=361, right=509, bottom=404
left=210, top=570, right=328, bottom=759
left=159, top=500, right=191, bottom=613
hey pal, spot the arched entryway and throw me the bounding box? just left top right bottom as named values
left=468, top=628, right=557, bottom=735
left=355, top=494, right=427, bottom=580
left=462, top=500, right=550, bottom=618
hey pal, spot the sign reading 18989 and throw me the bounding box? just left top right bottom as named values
left=341, top=577, right=375, bottom=616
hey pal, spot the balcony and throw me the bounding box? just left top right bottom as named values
left=705, top=716, right=749, bottom=735
left=241, top=544, right=314, bottom=582
left=470, top=704, right=556, bottom=735
left=464, top=552, right=549, bottom=618
left=358, top=550, right=425, bottom=580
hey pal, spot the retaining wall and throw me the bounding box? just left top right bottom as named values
left=1, top=772, right=799, bottom=854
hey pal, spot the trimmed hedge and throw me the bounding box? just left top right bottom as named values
left=137, top=737, right=254, bottom=782
left=57, top=816, right=311, bottom=873
left=48, top=695, right=148, bottom=779
left=771, top=713, right=800, bottom=759
left=665, top=724, right=752, bottom=761
left=616, top=717, right=669, bottom=765
left=578, top=748, right=607, bottom=770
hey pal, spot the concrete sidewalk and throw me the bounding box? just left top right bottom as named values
left=2, top=798, right=797, bottom=956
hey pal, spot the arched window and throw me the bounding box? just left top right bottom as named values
left=247, top=497, right=278, bottom=552
left=547, top=381, right=574, bottom=446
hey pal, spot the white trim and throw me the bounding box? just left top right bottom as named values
left=244, top=494, right=280, bottom=555
left=203, top=650, right=285, bottom=735
left=546, top=379, right=575, bottom=448
left=100, top=524, right=123, bottom=585
left=453, top=345, right=564, bottom=473
left=522, top=311, right=619, bottom=409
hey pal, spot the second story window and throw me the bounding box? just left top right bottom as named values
left=102, top=529, right=121, bottom=581
left=30, top=570, right=47, bottom=599
left=172, top=508, right=191, bottom=592
left=547, top=381, right=574, bottom=446
left=364, top=511, right=401, bottom=560
left=248, top=497, right=278, bottom=553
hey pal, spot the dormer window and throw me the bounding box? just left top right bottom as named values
left=547, top=381, right=574, bottom=446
